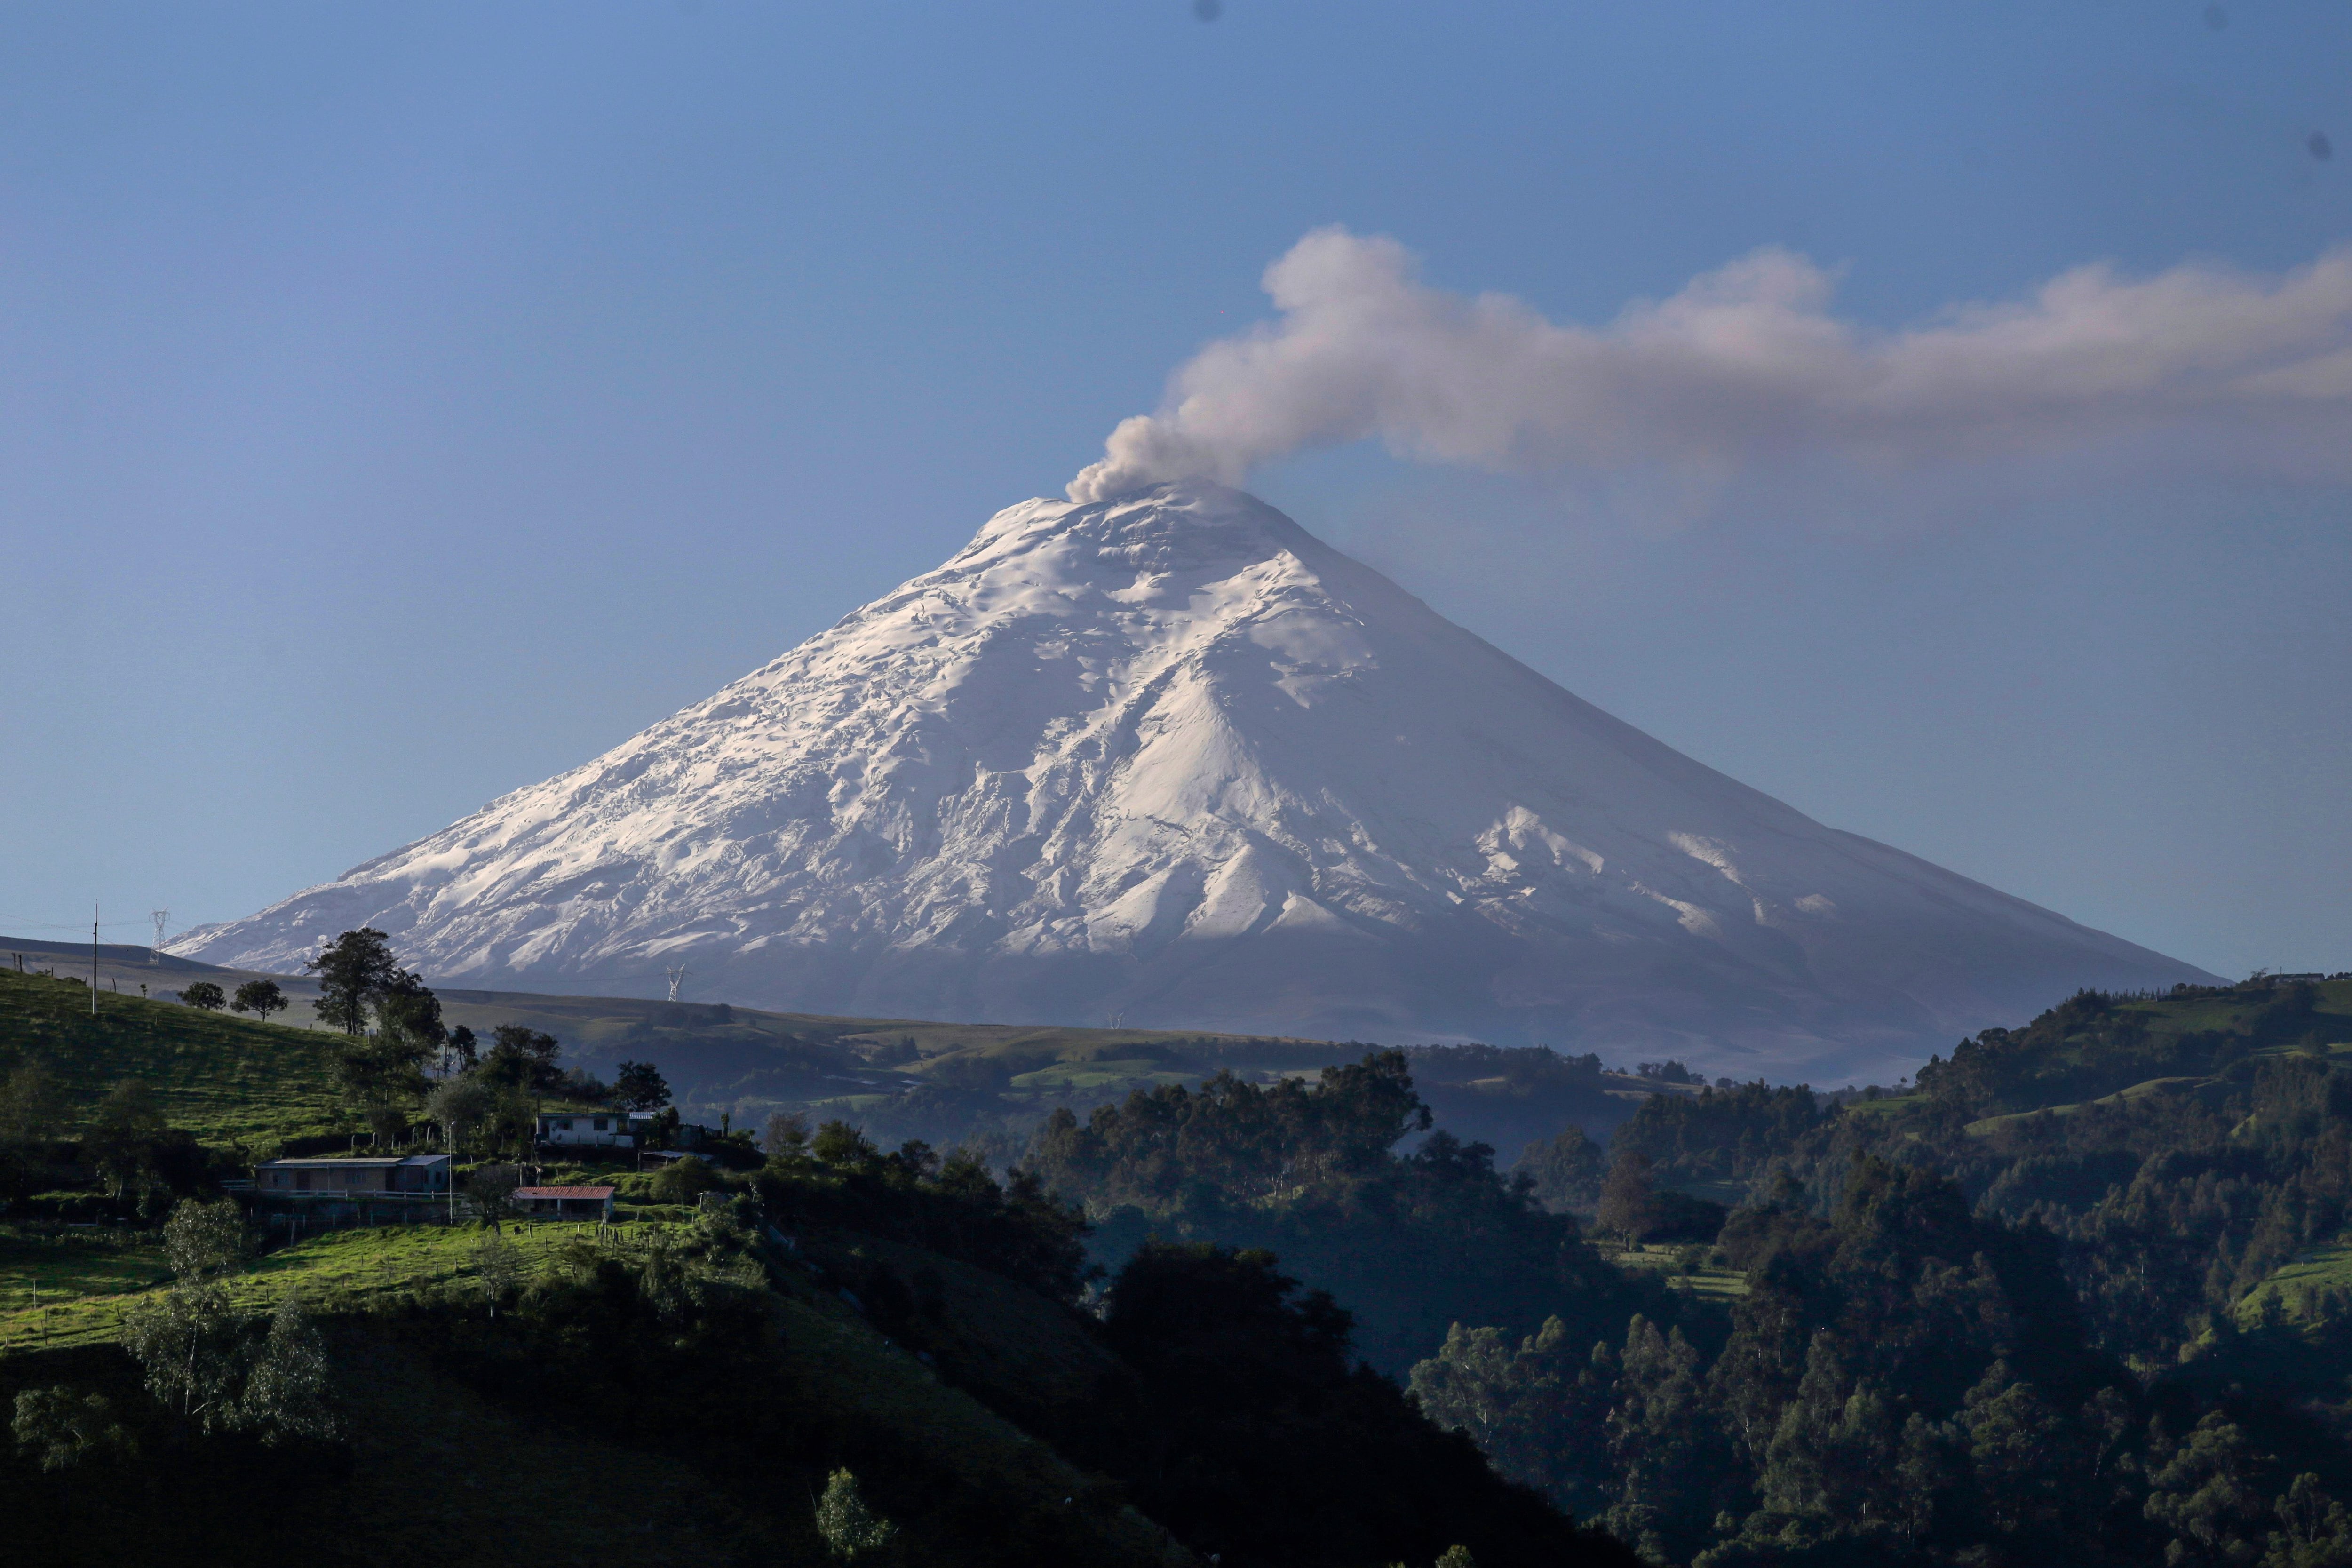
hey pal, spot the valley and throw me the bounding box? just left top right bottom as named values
left=7, top=939, right=2351, bottom=1565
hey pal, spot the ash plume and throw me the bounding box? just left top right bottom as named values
left=1068, top=227, right=2352, bottom=504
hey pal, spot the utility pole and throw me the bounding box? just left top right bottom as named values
left=90, top=903, right=99, bottom=1018
left=665, top=965, right=689, bottom=1004
left=150, top=910, right=168, bottom=965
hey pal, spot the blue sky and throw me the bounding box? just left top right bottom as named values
left=2, top=1, right=2347, bottom=979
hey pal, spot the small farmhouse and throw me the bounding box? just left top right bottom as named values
left=254, top=1154, right=451, bottom=1196
left=536, top=1111, right=634, bottom=1149
left=512, top=1185, right=616, bottom=1221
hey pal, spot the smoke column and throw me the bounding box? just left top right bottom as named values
left=1069, top=227, right=2352, bottom=503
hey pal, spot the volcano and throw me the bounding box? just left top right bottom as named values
left=175, top=483, right=2210, bottom=1081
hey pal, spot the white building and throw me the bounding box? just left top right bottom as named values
left=536, top=1111, right=635, bottom=1148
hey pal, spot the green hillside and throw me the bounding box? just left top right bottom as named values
left=0, top=932, right=1639, bottom=1568
left=0, top=968, right=347, bottom=1146
left=0, top=934, right=1666, bottom=1162
left=1915, top=973, right=2352, bottom=1116
left=0, top=1217, right=1193, bottom=1568
left=0, top=1156, right=1634, bottom=1568
left=23, top=950, right=2352, bottom=1567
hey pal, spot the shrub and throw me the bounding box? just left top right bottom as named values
left=815, top=1467, right=897, bottom=1561
left=650, top=1155, right=720, bottom=1205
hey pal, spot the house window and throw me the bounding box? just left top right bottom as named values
left=593, top=1117, right=607, bottom=1131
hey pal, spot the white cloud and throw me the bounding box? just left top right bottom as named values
left=1068, top=228, right=2352, bottom=504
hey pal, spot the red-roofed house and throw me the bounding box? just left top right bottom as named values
left=512, top=1185, right=616, bottom=1221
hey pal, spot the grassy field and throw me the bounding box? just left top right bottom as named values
left=0, top=968, right=350, bottom=1145
left=1608, top=1240, right=1749, bottom=1301
left=1840, top=1094, right=1926, bottom=1117
left=2235, top=1237, right=2352, bottom=1328
left=1009, top=1059, right=1197, bottom=1093
left=2113, top=980, right=2352, bottom=1038
left=0, top=1226, right=171, bottom=1349
left=1964, top=1074, right=2218, bottom=1137
left=1957, top=983, right=2352, bottom=1130
left=0, top=1218, right=616, bottom=1352
left=1965, top=1042, right=2352, bottom=1138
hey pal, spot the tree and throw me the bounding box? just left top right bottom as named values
left=340, top=1031, right=430, bottom=1145
left=178, top=980, right=227, bottom=1011
left=162, top=1196, right=249, bottom=1282
left=612, top=1059, right=671, bottom=1112
left=1596, top=1150, right=1656, bottom=1247
left=763, top=1111, right=810, bottom=1157
left=423, top=1075, right=493, bottom=1157
left=0, top=1061, right=61, bottom=1144
left=334, top=971, right=445, bottom=1145
left=640, top=1105, right=684, bottom=1152
left=650, top=1154, right=720, bottom=1205
left=84, top=1081, right=170, bottom=1202
left=466, top=1162, right=522, bottom=1225
left=229, top=979, right=287, bottom=1023
left=126, top=1207, right=335, bottom=1444
left=301, top=930, right=442, bottom=1141
left=445, top=1024, right=479, bottom=1073
left=305, top=928, right=403, bottom=1035
left=371, top=969, right=446, bottom=1053
left=1511, top=1125, right=1606, bottom=1214
left=471, top=1225, right=525, bottom=1318
left=1409, top=1315, right=1616, bottom=1515
left=2147, top=1413, right=2273, bottom=1566
left=0, top=1061, right=64, bottom=1194
left=485, top=1085, right=540, bottom=1159
left=11, top=1386, right=134, bottom=1471
left=815, top=1467, right=898, bottom=1561
left=481, top=1024, right=562, bottom=1091
left=237, top=1294, right=338, bottom=1444
left=121, top=1281, right=245, bottom=1432
left=2268, top=1473, right=2352, bottom=1568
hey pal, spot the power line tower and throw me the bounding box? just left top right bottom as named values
left=150, top=910, right=169, bottom=966
left=664, top=965, right=690, bottom=1004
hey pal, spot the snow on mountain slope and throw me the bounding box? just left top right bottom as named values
left=175, top=483, right=2213, bottom=1082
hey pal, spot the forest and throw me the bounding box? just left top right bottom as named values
left=8, top=944, right=2352, bottom=1568
left=1025, top=975, right=2352, bottom=1567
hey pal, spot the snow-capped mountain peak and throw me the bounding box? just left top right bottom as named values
left=176, top=482, right=2209, bottom=1081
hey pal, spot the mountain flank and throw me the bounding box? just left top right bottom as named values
left=175, top=482, right=2212, bottom=1082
